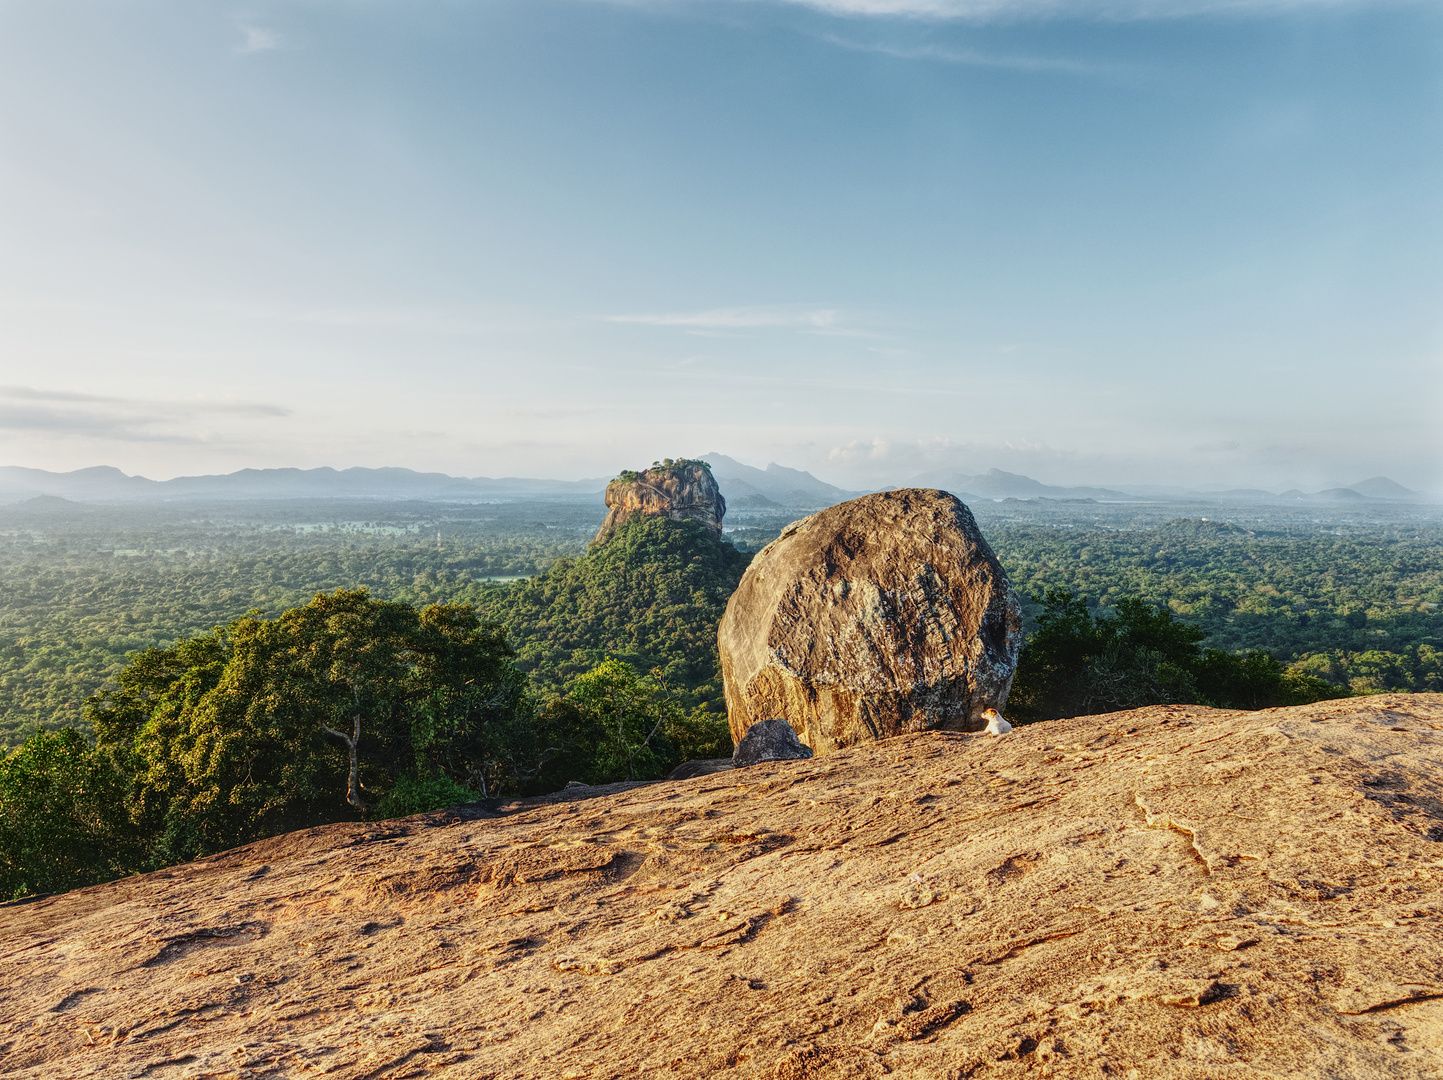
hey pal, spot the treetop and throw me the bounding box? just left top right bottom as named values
left=613, top=458, right=712, bottom=484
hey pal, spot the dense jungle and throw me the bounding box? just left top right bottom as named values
left=2, top=490, right=1441, bottom=899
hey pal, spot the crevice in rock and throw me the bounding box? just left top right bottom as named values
left=1135, top=793, right=1212, bottom=874
left=1343, top=992, right=1443, bottom=1015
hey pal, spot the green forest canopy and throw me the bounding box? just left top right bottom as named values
left=471, top=514, right=749, bottom=714
left=5, top=494, right=1443, bottom=900
left=2, top=498, right=1441, bottom=746
left=0, top=515, right=743, bottom=899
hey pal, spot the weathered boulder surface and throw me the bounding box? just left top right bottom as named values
left=719, top=488, right=1022, bottom=751
left=593, top=461, right=725, bottom=544
left=731, top=717, right=815, bottom=767
left=7, top=695, right=1443, bottom=1079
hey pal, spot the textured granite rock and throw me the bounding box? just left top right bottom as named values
left=731, top=717, right=815, bottom=767
left=593, top=461, right=725, bottom=544
left=719, top=488, right=1022, bottom=751
left=5, top=695, right=1443, bottom=1080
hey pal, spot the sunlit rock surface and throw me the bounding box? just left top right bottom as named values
left=592, top=461, right=726, bottom=545
left=719, top=488, right=1022, bottom=751
left=7, top=696, right=1443, bottom=1078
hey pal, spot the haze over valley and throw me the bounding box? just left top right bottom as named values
left=0, top=456, right=1435, bottom=508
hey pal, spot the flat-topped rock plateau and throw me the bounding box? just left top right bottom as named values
left=5, top=695, right=1443, bottom=1079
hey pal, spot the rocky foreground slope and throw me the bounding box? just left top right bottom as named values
left=4, top=695, right=1443, bottom=1079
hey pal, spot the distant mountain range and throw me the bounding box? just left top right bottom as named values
left=0, top=465, right=610, bottom=503
left=906, top=469, right=1435, bottom=505
left=0, top=463, right=1431, bottom=508
left=698, top=453, right=858, bottom=509
left=907, top=468, right=1138, bottom=503
left=0, top=460, right=855, bottom=509
left=1155, top=476, right=1431, bottom=505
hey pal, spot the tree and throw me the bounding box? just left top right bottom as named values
left=476, top=516, right=750, bottom=713
left=86, top=589, right=530, bottom=862
left=0, top=728, right=136, bottom=900
left=566, top=660, right=676, bottom=781
left=1008, top=589, right=1340, bottom=724
left=557, top=659, right=734, bottom=784
left=1194, top=648, right=1337, bottom=711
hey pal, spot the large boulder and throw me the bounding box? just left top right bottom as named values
left=719, top=488, right=1022, bottom=751
left=592, top=459, right=725, bottom=545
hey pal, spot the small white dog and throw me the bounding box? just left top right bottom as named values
left=981, top=707, right=1012, bottom=735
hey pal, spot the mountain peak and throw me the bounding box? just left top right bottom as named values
left=1349, top=476, right=1418, bottom=500
left=696, top=453, right=853, bottom=508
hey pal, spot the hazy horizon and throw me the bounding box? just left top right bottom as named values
left=2, top=0, right=1439, bottom=493
left=0, top=454, right=1429, bottom=500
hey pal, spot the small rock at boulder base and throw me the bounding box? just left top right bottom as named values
left=731, top=718, right=815, bottom=767
left=719, top=488, right=1022, bottom=750
left=666, top=758, right=736, bottom=781
left=592, top=459, right=725, bottom=544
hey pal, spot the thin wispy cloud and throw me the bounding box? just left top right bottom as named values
left=604, top=306, right=841, bottom=329
left=286, top=306, right=520, bottom=338
left=209, top=403, right=292, bottom=418
left=772, top=0, right=1369, bottom=18
left=236, top=24, right=283, bottom=53
left=505, top=404, right=609, bottom=420
left=0, top=386, right=127, bottom=405
left=590, top=0, right=1382, bottom=19
left=818, top=33, right=1120, bottom=74
left=0, top=387, right=291, bottom=444
left=0, top=406, right=192, bottom=443
left=1, top=386, right=290, bottom=416
left=662, top=364, right=961, bottom=396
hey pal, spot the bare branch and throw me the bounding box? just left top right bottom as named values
left=321, top=712, right=368, bottom=813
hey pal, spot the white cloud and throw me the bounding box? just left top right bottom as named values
left=815, top=434, right=1129, bottom=488
left=0, top=386, right=291, bottom=444
left=755, top=0, right=1372, bottom=19
left=818, top=34, right=1119, bottom=74
left=0, top=385, right=125, bottom=405
left=289, top=307, right=502, bottom=337
left=236, top=24, right=283, bottom=53
left=604, top=306, right=841, bottom=329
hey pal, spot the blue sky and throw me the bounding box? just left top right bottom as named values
left=0, top=0, right=1439, bottom=490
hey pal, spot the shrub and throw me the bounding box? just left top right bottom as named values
left=1008, top=588, right=1344, bottom=723
left=374, top=772, right=477, bottom=819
